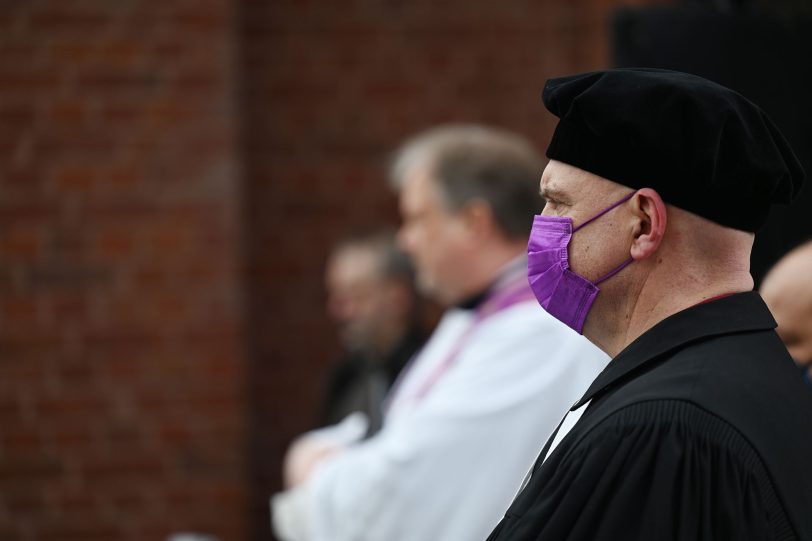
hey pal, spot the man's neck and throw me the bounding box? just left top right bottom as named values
left=588, top=269, right=754, bottom=358
left=368, top=319, right=414, bottom=359
left=450, top=242, right=526, bottom=307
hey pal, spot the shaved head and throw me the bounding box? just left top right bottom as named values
left=761, top=240, right=812, bottom=374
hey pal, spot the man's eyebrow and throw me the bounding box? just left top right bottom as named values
left=539, top=185, right=567, bottom=201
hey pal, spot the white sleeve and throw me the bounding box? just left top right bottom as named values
left=271, top=487, right=312, bottom=541
left=273, top=302, right=608, bottom=541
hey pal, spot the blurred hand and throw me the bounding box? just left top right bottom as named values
left=283, top=437, right=344, bottom=488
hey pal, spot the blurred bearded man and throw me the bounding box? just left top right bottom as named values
left=487, top=69, right=812, bottom=541
left=320, top=231, right=425, bottom=433
left=272, top=125, right=608, bottom=541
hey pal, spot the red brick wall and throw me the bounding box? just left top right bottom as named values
left=0, top=0, right=667, bottom=539
left=240, top=0, right=661, bottom=539
left=0, top=1, right=247, bottom=540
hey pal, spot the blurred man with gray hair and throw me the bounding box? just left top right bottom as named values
left=272, top=125, right=608, bottom=541
left=320, top=230, right=425, bottom=434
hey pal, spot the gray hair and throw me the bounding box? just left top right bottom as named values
left=390, top=124, right=544, bottom=239
left=333, top=229, right=415, bottom=286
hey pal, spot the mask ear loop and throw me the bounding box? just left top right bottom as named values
left=572, top=192, right=635, bottom=233
left=595, top=257, right=634, bottom=284
left=572, top=191, right=636, bottom=284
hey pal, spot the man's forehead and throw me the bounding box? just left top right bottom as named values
left=401, top=165, right=435, bottom=199
left=329, top=248, right=381, bottom=281
left=541, top=160, right=628, bottom=198
left=540, top=161, right=590, bottom=195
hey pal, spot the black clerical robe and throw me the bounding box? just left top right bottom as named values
left=322, top=327, right=425, bottom=434
left=487, top=292, right=812, bottom=541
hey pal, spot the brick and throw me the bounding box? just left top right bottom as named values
left=0, top=397, right=24, bottom=424
left=0, top=227, right=44, bottom=260
left=34, top=130, right=118, bottom=158
left=45, top=98, right=89, bottom=127
left=169, top=10, right=229, bottom=32
left=153, top=39, right=187, bottom=59
left=131, top=267, right=171, bottom=289
left=106, top=489, right=149, bottom=517
left=34, top=394, right=107, bottom=418
left=80, top=452, right=166, bottom=480
left=50, top=165, right=98, bottom=194
left=0, top=102, right=36, bottom=130
left=2, top=485, right=45, bottom=515
left=0, top=330, right=59, bottom=354
left=103, top=164, right=144, bottom=188
left=26, top=264, right=112, bottom=291
left=0, top=456, right=63, bottom=481
left=0, top=297, right=40, bottom=328
left=157, top=421, right=193, bottom=446
left=98, top=103, right=144, bottom=124
left=0, top=424, right=43, bottom=454
left=54, top=354, right=94, bottom=383
left=48, top=40, right=98, bottom=65
left=0, top=526, right=23, bottom=541
left=0, top=203, right=57, bottom=226
left=97, top=39, right=144, bottom=68
left=0, top=67, right=61, bottom=93
left=174, top=67, right=226, bottom=92
left=146, top=225, right=192, bottom=258
left=51, top=489, right=100, bottom=516
left=92, top=228, right=136, bottom=260
left=28, top=6, right=110, bottom=31
left=94, top=357, right=143, bottom=380
left=35, top=521, right=122, bottom=541
left=52, top=424, right=93, bottom=448
left=76, top=67, right=162, bottom=91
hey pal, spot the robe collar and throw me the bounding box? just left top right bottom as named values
left=572, top=291, right=777, bottom=410
left=456, top=288, right=490, bottom=311
left=455, top=255, right=528, bottom=311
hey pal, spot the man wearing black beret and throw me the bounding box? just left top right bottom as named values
left=487, top=68, right=812, bottom=540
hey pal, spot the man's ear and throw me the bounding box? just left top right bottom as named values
left=630, top=188, right=667, bottom=261
left=460, top=198, right=497, bottom=238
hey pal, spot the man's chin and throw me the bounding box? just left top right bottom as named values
left=337, top=329, right=368, bottom=353
left=416, top=276, right=447, bottom=305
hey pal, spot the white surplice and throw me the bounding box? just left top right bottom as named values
left=272, top=276, right=608, bottom=541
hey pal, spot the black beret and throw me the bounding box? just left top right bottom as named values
left=542, top=68, right=804, bottom=232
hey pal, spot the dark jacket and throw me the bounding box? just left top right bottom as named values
left=322, top=327, right=425, bottom=435
left=488, top=292, right=812, bottom=541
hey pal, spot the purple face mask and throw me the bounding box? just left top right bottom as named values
left=527, top=192, right=635, bottom=334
